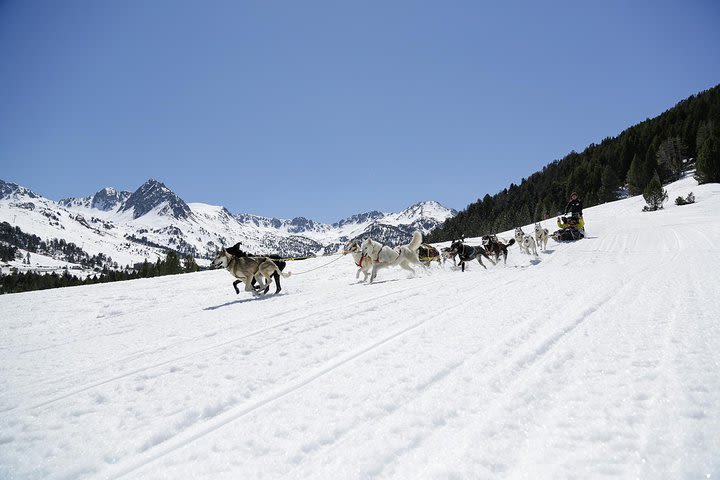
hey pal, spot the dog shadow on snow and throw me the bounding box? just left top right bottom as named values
left=204, top=294, right=283, bottom=311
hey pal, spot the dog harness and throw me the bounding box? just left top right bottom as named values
left=460, top=244, right=476, bottom=260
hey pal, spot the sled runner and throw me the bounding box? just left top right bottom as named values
left=551, top=227, right=584, bottom=242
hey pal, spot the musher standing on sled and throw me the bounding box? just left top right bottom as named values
left=564, top=192, right=583, bottom=218
left=556, top=192, right=585, bottom=234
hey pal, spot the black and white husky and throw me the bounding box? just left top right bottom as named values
left=448, top=239, right=496, bottom=272
left=481, top=235, right=516, bottom=265
left=514, top=227, right=538, bottom=256
left=360, top=231, right=423, bottom=283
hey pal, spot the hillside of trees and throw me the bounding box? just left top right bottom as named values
left=0, top=251, right=201, bottom=294
left=427, top=84, right=720, bottom=242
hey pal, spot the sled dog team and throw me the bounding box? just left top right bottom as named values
left=212, top=223, right=553, bottom=296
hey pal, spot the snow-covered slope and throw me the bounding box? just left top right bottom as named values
left=0, top=179, right=456, bottom=269
left=1, top=176, right=718, bottom=479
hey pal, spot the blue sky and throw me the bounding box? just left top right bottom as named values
left=2, top=1, right=719, bottom=222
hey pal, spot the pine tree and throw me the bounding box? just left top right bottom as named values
left=696, top=120, right=715, bottom=153
left=656, top=137, right=688, bottom=181
left=139, top=259, right=151, bottom=278
left=642, top=172, right=668, bottom=211
left=183, top=255, right=199, bottom=273
left=164, top=251, right=182, bottom=275
left=626, top=154, right=645, bottom=195
left=695, top=134, right=720, bottom=184
left=599, top=165, right=622, bottom=202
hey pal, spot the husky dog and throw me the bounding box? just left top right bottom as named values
left=441, top=247, right=457, bottom=266
left=224, top=243, right=288, bottom=294
left=211, top=248, right=290, bottom=295
left=514, top=227, right=538, bottom=256
left=481, top=235, right=516, bottom=265
left=360, top=231, right=423, bottom=283
left=343, top=239, right=373, bottom=282
left=448, top=239, right=496, bottom=272
left=534, top=223, right=549, bottom=251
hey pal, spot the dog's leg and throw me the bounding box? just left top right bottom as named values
left=252, top=272, right=269, bottom=294
left=476, top=257, right=487, bottom=269
left=483, top=252, right=496, bottom=266
left=399, top=261, right=415, bottom=275
left=233, top=279, right=241, bottom=295
left=272, top=271, right=281, bottom=294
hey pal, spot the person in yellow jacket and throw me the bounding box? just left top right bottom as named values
left=557, top=214, right=585, bottom=231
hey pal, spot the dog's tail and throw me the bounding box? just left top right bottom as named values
left=507, top=238, right=516, bottom=246
left=408, top=231, right=423, bottom=251
left=272, top=262, right=291, bottom=278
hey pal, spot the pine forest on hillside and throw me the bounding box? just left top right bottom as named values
left=427, top=84, right=720, bottom=242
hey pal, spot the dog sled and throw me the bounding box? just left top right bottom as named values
left=551, top=215, right=585, bottom=242
left=418, top=243, right=441, bottom=264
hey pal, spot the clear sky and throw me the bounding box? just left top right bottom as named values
left=2, top=0, right=719, bottom=222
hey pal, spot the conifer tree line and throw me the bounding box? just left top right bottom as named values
left=427, top=85, right=720, bottom=242
left=0, top=251, right=202, bottom=295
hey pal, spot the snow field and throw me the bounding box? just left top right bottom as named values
left=1, top=176, right=719, bottom=479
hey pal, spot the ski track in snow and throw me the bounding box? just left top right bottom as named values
left=1, top=176, right=719, bottom=479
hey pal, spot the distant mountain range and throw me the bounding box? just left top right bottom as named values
left=0, top=178, right=456, bottom=269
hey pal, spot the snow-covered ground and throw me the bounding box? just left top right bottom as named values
left=1, top=176, right=719, bottom=479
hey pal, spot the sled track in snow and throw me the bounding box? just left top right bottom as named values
left=284, top=256, right=664, bottom=476
left=102, top=269, right=539, bottom=479
left=103, top=296, right=479, bottom=477
left=17, top=274, right=455, bottom=412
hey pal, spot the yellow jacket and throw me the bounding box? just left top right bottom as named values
left=557, top=216, right=585, bottom=230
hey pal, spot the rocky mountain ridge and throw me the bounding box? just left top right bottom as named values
left=0, top=179, right=456, bottom=269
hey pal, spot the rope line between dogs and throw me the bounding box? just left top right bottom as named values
left=289, top=253, right=346, bottom=275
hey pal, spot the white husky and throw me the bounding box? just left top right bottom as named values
left=534, top=222, right=549, bottom=251
left=514, top=227, right=538, bottom=256
left=360, top=231, right=423, bottom=283
left=343, top=239, right=373, bottom=282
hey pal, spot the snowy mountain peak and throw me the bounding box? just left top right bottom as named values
left=59, top=187, right=132, bottom=211
left=288, top=217, right=318, bottom=233
left=0, top=179, right=39, bottom=200
left=121, top=179, right=191, bottom=220
left=332, top=210, right=385, bottom=229
left=91, top=187, right=131, bottom=211
left=399, top=200, right=457, bottom=220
